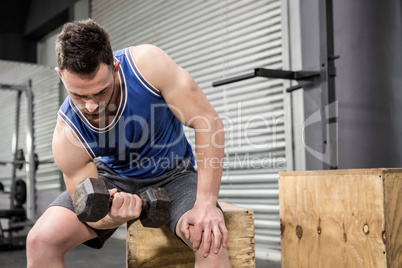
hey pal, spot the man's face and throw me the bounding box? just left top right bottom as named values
left=57, top=61, right=120, bottom=121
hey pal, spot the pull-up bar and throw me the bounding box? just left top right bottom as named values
left=212, top=68, right=320, bottom=91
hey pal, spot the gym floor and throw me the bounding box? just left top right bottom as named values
left=0, top=235, right=281, bottom=267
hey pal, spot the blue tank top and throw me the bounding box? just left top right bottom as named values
left=58, top=47, right=194, bottom=179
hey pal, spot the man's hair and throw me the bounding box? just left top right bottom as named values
left=56, top=19, right=114, bottom=74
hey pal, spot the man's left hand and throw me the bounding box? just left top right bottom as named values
left=179, top=202, right=228, bottom=258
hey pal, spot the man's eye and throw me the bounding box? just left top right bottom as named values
left=75, top=95, right=89, bottom=100
left=95, top=90, right=107, bottom=96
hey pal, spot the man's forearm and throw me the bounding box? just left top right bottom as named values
left=194, top=117, right=225, bottom=205
left=86, top=215, right=123, bottom=230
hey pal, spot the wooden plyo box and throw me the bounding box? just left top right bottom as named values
left=279, top=169, right=402, bottom=268
left=126, top=202, right=255, bottom=267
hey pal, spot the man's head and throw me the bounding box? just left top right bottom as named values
left=55, top=19, right=120, bottom=122
left=56, top=19, right=114, bottom=74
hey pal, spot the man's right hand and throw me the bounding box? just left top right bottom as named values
left=108, top=189, right=143, bottom=223
left=87, top=189, right=142, bottom=230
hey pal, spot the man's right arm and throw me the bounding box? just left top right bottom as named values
left=52, top=116, right=142, bottom=229
left=52, top=117, right=98, bottom=197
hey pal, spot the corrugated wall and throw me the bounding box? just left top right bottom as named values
left=0, top=61, right=61, bottom=193
left=91, top=0, right=290, bottom=258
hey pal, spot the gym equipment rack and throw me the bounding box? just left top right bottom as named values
left=0, top=81, right=35, bottom=250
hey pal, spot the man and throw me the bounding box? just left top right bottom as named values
left=26, top=19, right=230, bottom=267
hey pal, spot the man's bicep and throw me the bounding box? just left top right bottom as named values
left=53, top=118, right=98, bottom=198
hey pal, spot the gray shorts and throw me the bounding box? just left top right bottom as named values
left=50, top=159, right=199, bottom=249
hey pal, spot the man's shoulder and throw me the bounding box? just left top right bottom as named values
left=131, top=44, right=160, bottom=52
left=129, top=45, right=174, bottom=92
left=129, top=45, right=166, bottom=61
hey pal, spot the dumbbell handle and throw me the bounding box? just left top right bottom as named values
left=107, top=191, right=147, bottom=214
left=110, top=188, right=171, bottom=227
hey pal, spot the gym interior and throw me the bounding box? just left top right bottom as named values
left=0, top=0, right=401, bottom=267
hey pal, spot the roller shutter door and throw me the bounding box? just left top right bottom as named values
left=92, top=0, right=291, bottom=258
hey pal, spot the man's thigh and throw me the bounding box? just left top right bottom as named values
left=49, top=190, right=117, bottom=249
left=159, top=164, right=198, bottom=236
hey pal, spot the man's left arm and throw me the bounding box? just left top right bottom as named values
left=130, top=45, right=228, bottom=257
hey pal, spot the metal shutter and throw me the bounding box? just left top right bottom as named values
left=0, top=61, right=61, bottom=193
left=92, top=0, right=290, bottom=259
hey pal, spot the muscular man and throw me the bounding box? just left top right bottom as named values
left=26, top=19, right=230, bottom=267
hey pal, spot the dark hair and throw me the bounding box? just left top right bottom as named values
left=56, top=19, right=114, bottom=74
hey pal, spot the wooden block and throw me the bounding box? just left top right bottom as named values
left=279, top=169, right=402, bottom=268
left=127, top=202, right=255, bottom=267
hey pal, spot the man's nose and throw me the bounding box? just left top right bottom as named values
left=85, top=100, right=99, bottom=113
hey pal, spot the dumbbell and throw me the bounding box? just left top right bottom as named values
left=72, top=178, right=172, bottom=228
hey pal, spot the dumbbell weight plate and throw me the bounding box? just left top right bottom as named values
left=73, top=178, right=110, bottom=222
left=14, top=179, right=27, bottom=207
left=139, top=187, right=172, bottom=228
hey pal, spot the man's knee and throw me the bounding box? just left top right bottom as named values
left=193, top=231, right=231, bottom=268
left=26, top=220, right=74, bottom=268
left=175, top=216, right=231, bottom=268
left=27, top=206, right=96, bottom=256
left=194, top=247, right=231, bottom=268
left=26, top=222, right=62, bottom=255
left=26, top=224, right=62, bottom=268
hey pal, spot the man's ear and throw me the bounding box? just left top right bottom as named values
left=113, top=61, right=120, bottom=75
left=55, top=67, right=63, bottom=79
